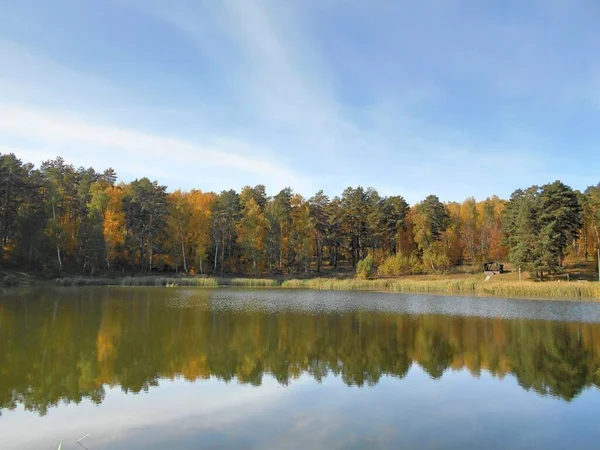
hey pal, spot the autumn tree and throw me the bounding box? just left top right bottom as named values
left=444, top=202, right=464, bottom=266
left=187, top=190, right=216, bottom=274
left=83, top=180, right=111, bottom=274
left=412, top=195, right=450, bottom=272
left=460, top=197, right=479, bottom=262
left=0, top=153, right=595, bottom=278
left=103, top=185, right=126, bottom=270
left=583, top=185, right=600, bottom=259
left=479, top=196, right=506, bottom=261
left=238, top=186, right=267, bottom=274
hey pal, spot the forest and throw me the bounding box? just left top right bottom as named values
left=0, top=153, right=598, bottom=280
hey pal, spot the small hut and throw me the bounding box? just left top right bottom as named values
left=483, top=261, right=504, bottom=275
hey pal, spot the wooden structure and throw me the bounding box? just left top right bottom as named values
left=483, top=261, right=504, bottom=275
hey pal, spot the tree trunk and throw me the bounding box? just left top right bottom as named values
left=316, top=231, right=322, bottom=272
left=148, top=236, right=153, bottom=271
left=180, top=232, right=188, bottom=274
left=52, top=200, right=62, bottom=271
left=140, top=239, right=145, bottom=272
left=220, top=233, right=225, bottom=276
left=279, top=242, right=283, bottom=272
left=229, top=232, right=233, bottom=273
left=214, top=237, right=219, bottom=272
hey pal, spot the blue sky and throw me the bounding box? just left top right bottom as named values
left=0, top=0, right=599, bottom=203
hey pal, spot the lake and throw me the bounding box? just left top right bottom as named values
left=2, top=287, right=600, bottom=449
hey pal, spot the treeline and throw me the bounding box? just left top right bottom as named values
left=0, top=153, right=598, bottom=278
left=1, top=289, right=598, bottom=416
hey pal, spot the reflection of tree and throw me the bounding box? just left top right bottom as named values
left=512, top=325, right=592, bottom=399
left=2, top=289, right=600, bottom=416
left=417, top=330, right=454, bottom=379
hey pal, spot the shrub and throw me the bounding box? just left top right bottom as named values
left=3, top=274, right=19, bottom=288
left=378, top=253, right=423, bottom=276
left=423, top=244, right=451, bottom=273
left=356, top=254, right=374, bottom=279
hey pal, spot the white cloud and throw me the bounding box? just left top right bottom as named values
left=0, top=106, right=307, bottom=190
left=1, top=0, right=596, bottom=200
left=126, top=0, right=359, bottom=158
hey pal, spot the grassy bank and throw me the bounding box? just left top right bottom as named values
left=54, top=276, right=280, bottom=288
left=282, top=277, right=600, bottom=299
left=49, top=274, right=600, bottom=300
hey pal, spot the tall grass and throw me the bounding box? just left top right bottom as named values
left=221, top=278, right=280, bottom=287
left=390, top=279, right=600, bottom=299
left=55, top=276, right=279, bottom=288
left=281, top=278, right=393, bottom=291
left=282, top=277, right=600, bottom=300
left=53, top=275, right=600, bottom=299
left=119, top=276, right=220, bottom=287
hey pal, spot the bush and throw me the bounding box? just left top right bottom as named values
left=356, top=254, right=374, bottom=279
left=423, top=244, right=451, bottom=273
left=3, top=274, right=19, bottom=288
left=378, top=253, right=423, bottom=276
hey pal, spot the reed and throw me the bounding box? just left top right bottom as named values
left=120, top=276, right=220, bottom=287
left=225, top=278, right=281, bottom=287
left=368, top=278, right=600, bottom=300
left=55, top=277, right=113, bottom=287
left=281, top=277, right=600, bottom=299
left=281, top=278, right=392, bottom=291
left=52, top=275, right=600, bottom=299
left=54, top=276, right=279, bottom=288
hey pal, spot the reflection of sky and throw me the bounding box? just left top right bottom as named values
left=3, top=367, right=600, bottom=450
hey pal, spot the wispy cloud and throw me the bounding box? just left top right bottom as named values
left=127, top=0, right=359, bottom=157
left=1, top=0, right=598, bottom=200
left=0, top=106, right=307, bottom=190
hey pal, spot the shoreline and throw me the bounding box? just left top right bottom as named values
left=29, top=275, right=600, bottom=301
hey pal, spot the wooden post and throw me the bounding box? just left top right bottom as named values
left=519, top=266, right=522, bottom=282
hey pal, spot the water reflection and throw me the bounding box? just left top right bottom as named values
left=1, top=287, right=600, bottom=417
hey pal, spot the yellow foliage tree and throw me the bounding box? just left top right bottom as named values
left=238, top=188, right=267, bottom=274
left=103, top=185, right=125, bottom=269
left=188, top=190, right=216, bottom=274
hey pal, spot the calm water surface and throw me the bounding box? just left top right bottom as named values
left=2, top=287, right=600, bottom=449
